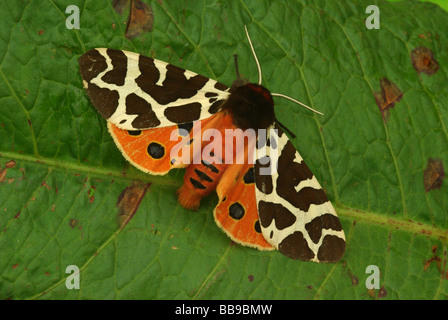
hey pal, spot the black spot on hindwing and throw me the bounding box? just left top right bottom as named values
left=177, top=122, right=193, bottom=136
left=229, top=202, right=245, bottom=220
left=147, top=142, right=165, bottom=159
left=254, top=220, right=262, bottom=233
left=243, top=167, right=254, bottom=184
left=127, top=130, right=142, bottom=136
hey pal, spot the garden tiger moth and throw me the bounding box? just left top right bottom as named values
left=79, top=26, right=346, bottom=262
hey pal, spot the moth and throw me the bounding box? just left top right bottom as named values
left=79, top=26, right=345, bottom=262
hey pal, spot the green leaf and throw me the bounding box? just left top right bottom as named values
left=1, top=0, right=447, bottom=300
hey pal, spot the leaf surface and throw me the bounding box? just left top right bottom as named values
left=0, top=0, right=447, bottom=299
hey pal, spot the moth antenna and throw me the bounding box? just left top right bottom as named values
left=244, top=25, right=322, bottom=116
left=233, top=54, right=241, bottom=80
left=244, top=25, right=262, bottom=85
left=271, top=93, right=324, bottom=116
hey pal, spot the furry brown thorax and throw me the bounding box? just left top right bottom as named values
left=221, top=83, right=275, bottom=130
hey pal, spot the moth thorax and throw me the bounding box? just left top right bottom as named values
left=223, top=83, right=275, bottom=130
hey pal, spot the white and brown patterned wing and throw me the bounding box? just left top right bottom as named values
left=79, top=48, right=230, bottom=130
left=254, top=125, right=345, bottom=262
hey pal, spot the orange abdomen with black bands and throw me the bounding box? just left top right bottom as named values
left=176, top=112, right=236, bottom=210
left=177, top=158, right=230, bottom=210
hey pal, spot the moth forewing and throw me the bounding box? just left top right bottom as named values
left=254, top=126, right=345, bottom=262
left=79, top=48, right=230, bottom=131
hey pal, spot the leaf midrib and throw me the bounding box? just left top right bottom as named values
left=2, top=149, right=446, bottom=242
left=0, top=150, right=176, bottom=187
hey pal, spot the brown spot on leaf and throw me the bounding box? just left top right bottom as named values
left=411, top=47, right=439, bottom=75
left=424, top=245, right=442, bottom=272
left=79, top=225, right=84, bottom=239
left=112, top=0, right=129, bottom=14
left=5, top=160, right=15, bottom=168
left=342, top=261, right=359, bottom=287
left=351, top=275, right=359, bottom=286
left=41, top=181, right=51, bottom=190
left=116, top=182, right=151, bottom=228
left=248, top=275, right=254, bottom=282
left=378, top=286, right=387, bottom=298
left=69, top=219, right=78, bottom=229
left=367, top=288, right=376, bottom=298
left=87, top=186, right=96, bottom=204
left=115, top=0, right=154, bottom=39
left=374, top=78, right=403, bottom=120
left=0, top=169, right=6, bottom=182
left=423, top=158, right=445, bottom=192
